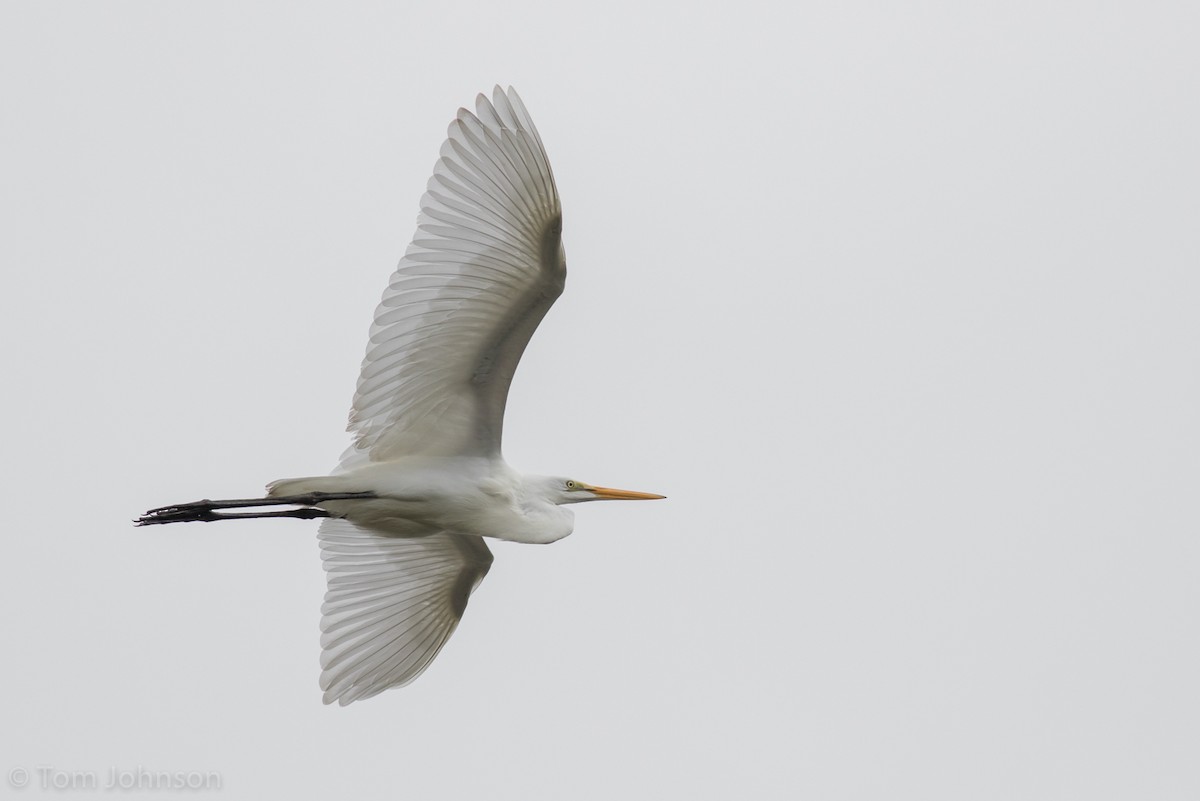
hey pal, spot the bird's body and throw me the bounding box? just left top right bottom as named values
left=138, top=87, right=662, bottom=705
left=267, top=457, right=576, bottom=545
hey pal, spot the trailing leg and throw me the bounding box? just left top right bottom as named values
left=135, top=492, right=377, bottom=526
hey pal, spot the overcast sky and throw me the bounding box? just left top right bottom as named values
left=2, top=2, right=1198, bottom=799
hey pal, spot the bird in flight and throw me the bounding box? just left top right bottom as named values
left=138, top=87, right=664, bottom=705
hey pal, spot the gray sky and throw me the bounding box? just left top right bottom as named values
left=2, top=2, right=1198, bottom=799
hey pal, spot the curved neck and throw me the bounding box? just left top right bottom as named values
left=517, top=483, right=575, bottom=544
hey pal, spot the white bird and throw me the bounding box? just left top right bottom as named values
left=138, top=87, right=664, bottom=705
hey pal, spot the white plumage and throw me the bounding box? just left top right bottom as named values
left=139, top=87, right=663, bottom=706
left=348, top=87, right=564, bottom=461
left=317, top=518, right=493, bottom=705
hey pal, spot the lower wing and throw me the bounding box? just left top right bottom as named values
left=317, top=518, right=494, bottom=705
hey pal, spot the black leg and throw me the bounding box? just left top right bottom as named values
left=135, top=492, right=377, bottom=526
left=139, top=507, right=333, bottom=524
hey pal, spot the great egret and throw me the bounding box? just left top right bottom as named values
left=137, top=87, right=664, bottom=705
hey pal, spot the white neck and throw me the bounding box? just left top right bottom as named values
left=513, top=478, right=575, bottom=544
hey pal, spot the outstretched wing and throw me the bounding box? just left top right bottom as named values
left=317, top=518, right=494, bottom=705
left=349, top=86, right=564, bottom=461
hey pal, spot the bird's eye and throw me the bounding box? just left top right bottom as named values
left=565, top=480, right=576, bottom=489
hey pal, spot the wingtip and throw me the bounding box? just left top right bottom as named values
left=491, top=85, right=524, bottom=111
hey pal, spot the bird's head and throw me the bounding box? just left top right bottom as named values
left=539, top=476, right=666, bottom=506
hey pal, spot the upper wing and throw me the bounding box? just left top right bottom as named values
left=348, top=86, right=565, bottom=461
left=317, top=518, right=494, bottom=705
